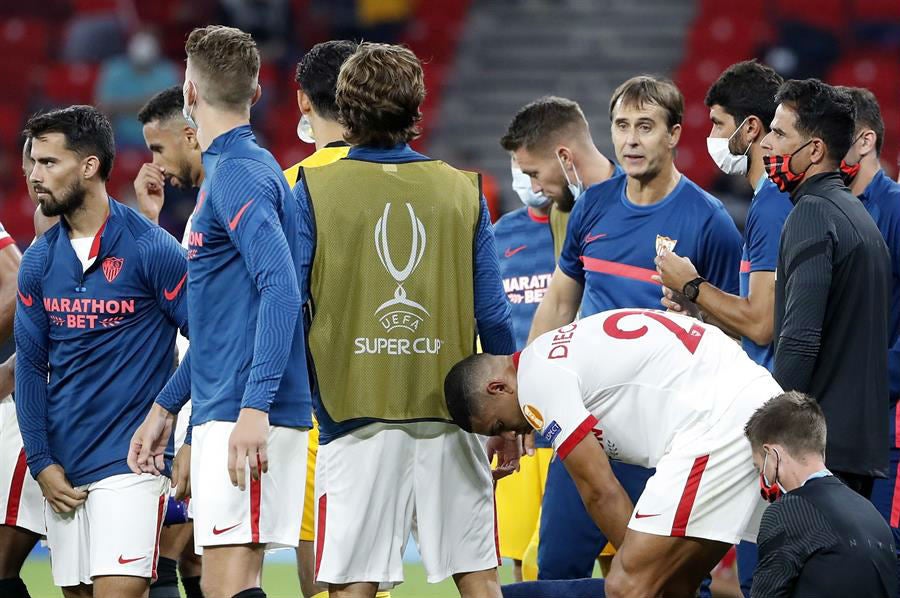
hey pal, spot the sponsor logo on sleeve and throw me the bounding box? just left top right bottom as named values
left=522, top=404, right=544, bottom=430
left=543, top=420, right=562, bottom=444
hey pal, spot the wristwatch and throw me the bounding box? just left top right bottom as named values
left=682, top=276, right=707, bottom=302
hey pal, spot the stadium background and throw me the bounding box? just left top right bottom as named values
left=0, top=0, right=898, bottom=595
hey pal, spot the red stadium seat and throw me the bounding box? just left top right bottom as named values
left=42, top=63, right=100, bottom=105
left=853, top=0, right=900, bottom=20
left=771, top=0, right=845, bottom=32
left=0, top=19, right=48, bottom=62
left=827, top=53, right=900, bottom=103
left=72, top=0, right=118, bottom=14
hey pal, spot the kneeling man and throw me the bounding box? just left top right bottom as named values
left=445, top=309, right=781, bottom=598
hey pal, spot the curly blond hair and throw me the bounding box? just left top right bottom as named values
left=336, top=42, right=425, bottom=148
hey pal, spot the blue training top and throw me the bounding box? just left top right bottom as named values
left=293, top=143, right=515, bottom=444
left=559, top=172, right=742, bottom=317
left=740, top=177, right=793, bottom=370
left=15, top=198, right=188, bottom=486
left=155, top=125, right=312, bottom=430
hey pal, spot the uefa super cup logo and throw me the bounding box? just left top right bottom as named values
left=375, top=203, right=430, bottom=332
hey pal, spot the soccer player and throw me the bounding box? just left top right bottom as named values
left=0, top=163, right=34, bottom=598
left=445, top=308, right=782, bottom=597
left=296, top=42, right=514, bottom=598
left=500, top=97, right=619, bottom=258
left=527, top=75, right=742, bottom=582
left=281, top=39, right=365, bottom=598
left=762, top=79, right=890, bottom=498
left=492, top=157, right=556, bottom=582
left=838, top=86, right=900, bottom=582
left=653, top=60, right=792, bottom=596
left=129, top=26, right=312, bottom=598
left=136, top=85, right=205, bottom=598
left=15, top=105, right=189, bottom=597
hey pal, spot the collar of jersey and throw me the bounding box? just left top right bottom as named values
left=619, top=173, right=686, bottom=213
left=859, top=168, right=890, bottom=204
left=204, top=124, right=254, bottom=157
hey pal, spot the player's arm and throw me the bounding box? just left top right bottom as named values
left=473, top=196, right=515, bottom=355
left=528, top=204, right=588, bottom=343
left=138, top=226, right=189, bottom=336
left=562, top=433, right=633, bottom=549
left=655, top=254, right=775, bottom=344
left=772, top=202, right=833, bottom=394
left=0, top=232, right=22, bottom=341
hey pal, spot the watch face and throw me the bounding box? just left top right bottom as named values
left=684, top=282, right=698, bottom=301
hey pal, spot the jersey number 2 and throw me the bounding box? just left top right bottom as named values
left=602, top=310, right=705, bottom=354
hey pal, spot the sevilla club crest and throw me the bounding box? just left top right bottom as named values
left=102, top=257, right=124, bottom=283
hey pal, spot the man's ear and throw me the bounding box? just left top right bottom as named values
left=184, top=125, right=199, bottom=151
left=297, top=90, right=314, bottom=116
left=859, top=129, right=878, bottom=158
left=486, top=379, right=507, bottom=396
left=251, top=84, right=262, bottom=107
left=668, top=123, right=682, bottom=148
left=83, top=155, right=100, bottom=179
left=746, top=116, right=764, bottom=145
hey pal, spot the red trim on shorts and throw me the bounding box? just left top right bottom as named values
left=315, top=494, right=327, bottom=577
left=4, top=448, right=27, bottom=526
left=152, top=493, right=166, bottom=577
left=0, top=236, right=15, bottom=251
left=512, top=351, right=521, bottom=371
left=671, top=455, right=709, bottom=537
left=250, top=473, right=262, bottom=543
left=492, top=490, right=502, bottom=566
left=557, top=415, right=599, bottom=460
left=88, top=216, right=109, bottom=260
left=894, top=402, right=900, bottom=448
left=890, top=458, right=900, bottom=528
left=580, top=256, right=659, bottom=285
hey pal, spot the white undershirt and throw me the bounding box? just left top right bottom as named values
left=70, top=237, right=95, bottom=272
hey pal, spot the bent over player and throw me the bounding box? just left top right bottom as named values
left=16, top=106, right=189, bottom=597
left=130, top=26, right=312, bottom=598
left=446, top=309, right=781, bottom=597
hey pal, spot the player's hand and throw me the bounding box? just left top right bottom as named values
left=133, top=163, right=166, bottom=223
left=172, top=443, right=191, bottom=501
left=228, top=408, right=269, bottom=491
left=660, top=286, right=702, bottom=319
left=37, top=464, right=87, bottom=514
left=487, top=434, right=522, bottom=481
left=653, top=250, right=698, bottom=296
left=523, top=430, right=535, bottom=457
left=0, top=353, right=14, bottom=398
left=128, top=402, right=176, bottom=476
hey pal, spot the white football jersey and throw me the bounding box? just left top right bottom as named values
left=516, top=309, right=779, bottom=468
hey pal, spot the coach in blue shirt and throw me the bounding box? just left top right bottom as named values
left=528, top=75, right=742, bottom=582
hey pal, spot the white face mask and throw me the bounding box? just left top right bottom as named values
left=297, top=114, right=315, bottom=144
left=706, top=117, right=751, bottom=176
left=511, top=165, right=550, bottom=208
left=182, top=81, right=198, bottom=130
left=556, top=152, right=584, bottom=199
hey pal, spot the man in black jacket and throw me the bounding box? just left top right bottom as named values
left=745, top=391, right=896, bottom=597
left=761, top=79, right=891, bottom=497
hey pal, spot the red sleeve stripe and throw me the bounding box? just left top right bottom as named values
left=740, top=260, right=752, bottom=273
left=0, top=235, right=15, bottom=251
left=671, top=454, right=710, bottom=537
left=557, top=414, right=599, bottom=460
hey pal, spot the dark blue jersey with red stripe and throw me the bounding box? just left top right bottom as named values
left=14, top=199, right=188, bottom=486
left=155, top=125, right=312, bottom=429
left=739, top=178, right=793, bottom=370
left=494, top=207, right=555, bottom=348
left=559, top=173, right=741, bottom=317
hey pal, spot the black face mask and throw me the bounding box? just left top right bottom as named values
left=763, top=139, right=813, bottom=193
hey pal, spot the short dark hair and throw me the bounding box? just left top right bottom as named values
left=444, top=354, right=491, bottom=433
left=499, top=96, right=589, bottom=153
left=295, top=40, right=359, bottom=121
left=609, top=75, right=683, bottom=129
left=137, top=85, right=185, bottom=125
left=185, top=25, right=260, bottom=111
left=775, top=79, right=856, bottom=164
left=744, top=391, right=827, bottom=456
left=705, top=60, right=783, bottom=132
left=838, top=86, right=885, bottom=156
left=24, top=105, right=115, bottom=181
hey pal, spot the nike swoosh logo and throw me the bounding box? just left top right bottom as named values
left=228, top=199, right=255, bottom=231
left=163, top=272, right=188, bottom=301
left=118, top=555, right=146, bottom=564
left=212, top=523, right=241, bottom=535
left=505, top=245, right=527, bottom=258
left=584, top=232, right=608, bottom=244
left=634, top=512, right=661, bottom=519
left=17, top=290, right=33, bottom=307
